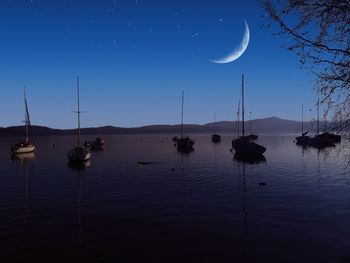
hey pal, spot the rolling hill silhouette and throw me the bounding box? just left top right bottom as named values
left=0, top=117, right=325, bottom=136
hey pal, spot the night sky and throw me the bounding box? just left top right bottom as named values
left=0, top=0, right=316, bottom=128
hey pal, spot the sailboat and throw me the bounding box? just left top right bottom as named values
left=211, top=134, right=221, bottom=143
left=232, top=75, right=266, bottom=156
left=11, top=88, right=36, bottom=154
left=295, top=103, right=311, bottom=146
left=84, top=136, right=104, bottom=150
left=211, top=112, right=221, bottom=143
left=176, top=91, right=194, bottom=150
left=309, top=99, right=339, bottom=149
left=84, top=127, right=105, bottom=150
left=67, top=76, right=91, bottom=163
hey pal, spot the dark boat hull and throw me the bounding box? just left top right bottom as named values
left=177, top=137, right=194, bottom=149
left=295, top=135, right=311, bottom=146
left=211, top=134, right=221, bottom=143
left=310, top=136, right=335, bottom=149
left=316, top=133, right=341, bottom=143
left=232, top=137, right=266, bottom=155
left=296, top=132, right=340, bottom=149
left=67, top=146, right=91, bottom=163
left=85, top=137, right=105, bottom=150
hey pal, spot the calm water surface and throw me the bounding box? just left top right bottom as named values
left=0, top=134, right=350, bottom=262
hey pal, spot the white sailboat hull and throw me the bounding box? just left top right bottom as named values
left=11, top=143, right=36, bottom=154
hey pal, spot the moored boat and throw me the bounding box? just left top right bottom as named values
left=211, top=134, right=221, bottom=143
left=176, top=91, right=194, bottom=150
left=308, top=99, right=341, bottom=149
left=67, top=76, right=91, bottom=163
left=295, top=134, right=311, bottom=146
left=68, top=146, right=91, bottom=162
left=295, top=104, right=311, bottom=146
left=232, top=75, right=266, bottom=156
left=177, top=137, right=195, bottom=149
left=11, top=87, right=36, bottom=154
left=232, top=136, right=266, bottom=155
left=12, top=141, right=36, bottom=154
left=211, top=112, right=221, bottom=143
left=316, top=132, right=341, bottom=143
left=232, top=75, right=266, bottom=155
left=84, top=136, right=105, bottom=150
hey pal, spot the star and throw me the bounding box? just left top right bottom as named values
left=191, top=32, right=199, bottom=38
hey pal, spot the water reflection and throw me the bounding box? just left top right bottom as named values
left=177, top=147, right=194, bottom=155
left=68, top=161, right=89, bottom=242
left=1, top=134, right=350, bottom=261
left=234, top=151, right=267, bottom=237
left=67, top=160, right=91, bottom=171
left=237, top=161, right=248, bottom=234
left=233, top=153, right=266, bottom=164
left=11, top=152, right=35, bottom=165
left=11, top=152, right=35, bottom=224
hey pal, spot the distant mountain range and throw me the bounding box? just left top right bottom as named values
left=0, top=117, right=333, bottom=136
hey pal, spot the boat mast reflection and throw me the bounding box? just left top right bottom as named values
left=234, top=153, right=266, bottom=165
left=177, top=146, right=194, bottom=155
left=68, top=160, right=90, bottom=242
left=11, top=152, right=35, bottom=224
left=234, top=152, right=266, bottom=236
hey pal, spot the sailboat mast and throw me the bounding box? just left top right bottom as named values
left=249, top=110, right=252, bottom=135
left=316, top=99, right=320, bottom=135
left=236, top=111, right=240, bottom=138
left=214, top=112, right=217, bottom=134
left=77, top=76, right=81, bottom=145
left=236, top=89, right=241, bottom=138
left=24, top=87, right=29, bottom=142
left=323, top=108, right=327, bottom=133
left=241, top=74, right=245, bottom=136
left=301, top=103, right=304, bottom=134
left=181, top=90, right=184, bottom=139
left=340, top=109, right=343, bottom=133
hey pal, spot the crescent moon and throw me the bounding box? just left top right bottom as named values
left=211, top=20, right=250, bottom=64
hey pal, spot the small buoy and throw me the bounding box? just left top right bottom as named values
left=171, top=168, right=175, bottom=171
left=53, top=143, right=56, bottom=148
left=229, top=148, right=232, bottom=153
left=259, top=182, right=267, bottom=186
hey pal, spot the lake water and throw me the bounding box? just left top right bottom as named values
left=0, top=134, right=350, bottom=262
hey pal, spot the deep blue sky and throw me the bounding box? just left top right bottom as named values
left=0, top=0, right=317, bottom=128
